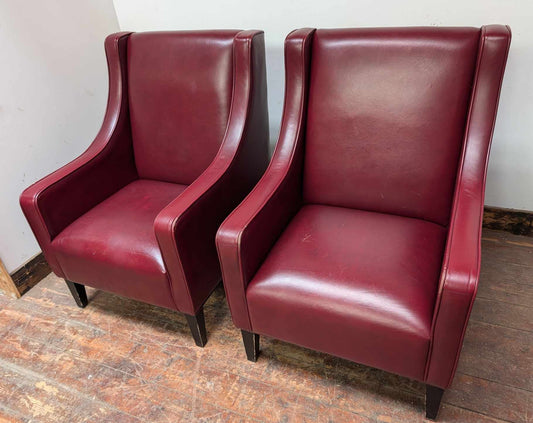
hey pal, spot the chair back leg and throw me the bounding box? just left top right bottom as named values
left=241, top=330, right=260, bottom=362
left=185, top=308, right=207, bottom=347
left=426, top=385, right=445, bottom=420
left=65, top=280, right=88, bottom=308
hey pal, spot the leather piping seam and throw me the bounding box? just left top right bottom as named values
left=160, top=34, right=248, bottom=313
left=159, top=31, right=259, bottom=313
left=443, top=26, right=511, bottom=387
left=31, top=32, right=132, bottom=278
left=33, top=32, right=133, bottom=241
left=423, top=27, right=485, bottom=383
left=234, top=29, right=315, bottom=331
left=424, top=26, right=511, bottom=386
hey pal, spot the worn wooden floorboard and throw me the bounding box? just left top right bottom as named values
left=0, top=228, right=531, bottom=422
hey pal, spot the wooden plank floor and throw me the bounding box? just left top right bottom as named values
left=0, top=228, right=531, bottom=422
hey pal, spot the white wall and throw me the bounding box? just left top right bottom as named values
left=114, top=0, right=533, bottom=212
left=0, top=1, right=120, bottom=272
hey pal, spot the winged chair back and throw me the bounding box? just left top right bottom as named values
left=128, top=31, right=238, bottom=184
left=216, top=26, right=510, bottom=420
left=304, top=28, right=480, bottom=226
left=20, top=29, right=269, bottom=348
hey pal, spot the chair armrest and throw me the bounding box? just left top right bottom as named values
left=215, top=29, right=315, bottom=330
left=154, top=30, right=269, bottom=315
left=19, top=32, right=137, bottom=276
left=425, top=25, right=511, bottom=388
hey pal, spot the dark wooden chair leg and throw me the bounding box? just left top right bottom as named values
left=185, top=308, right=207, bottom=347
left=241, top=330, right=260, bottom=362
left=426, top=385, right=445, bottom=420
left=65, top=280, right=88, bottom=308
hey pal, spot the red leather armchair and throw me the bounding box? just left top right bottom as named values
left=216, top=26, right=510, bottom=418
left=20, top=30, right=269, bottom=347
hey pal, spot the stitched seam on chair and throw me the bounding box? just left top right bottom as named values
left=158, top=214, right=181, bottom=311
left=158, top=33, right=247, bottom=312
left=424, top=27, right=511, bottom=385
left=35, top=32, right=132, bottom=239
left=162, top=32, right=257, bottom=313
left=31, top=32, right=131, bottom=279
left=223, top=33, right=260, bottom=324
left=444, top=27, right=511, bottom=388
left=235, top=30, right=314, bottom=331
left=163, top=37, right=249, bottom=312
left=424, top=27, right=485, bottom=382
left=31, top=194, right=66, bottom=277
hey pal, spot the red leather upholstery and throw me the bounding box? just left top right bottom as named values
left=128, top=31, right=237, bottom=185
left=304, top=28, right=479, bottom=226
left=154, top=30, right=270, bottom=313
left=20, top=32, right=137, bottom=278
left=217, top=29, right=314, bottom=331
left=21, top=30, right=269, bottom=317
left=51, top=180, right=186, bottom=309
left=217, top=26, right=510, bottom=389
left=426, top=25, right=512, bottom=388
left=247, top=205, right=447, bottom=380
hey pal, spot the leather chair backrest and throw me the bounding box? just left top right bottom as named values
left=127, top=31, right=239, bottom=185
left=303, top=28, right=480, bottom=226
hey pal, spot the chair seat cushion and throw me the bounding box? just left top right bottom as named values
left=51, top=179, right=187, bottom=309
left=246, top=204, right=447, bottom=381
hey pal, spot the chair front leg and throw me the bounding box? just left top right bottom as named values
left=426, top=385, right=445, bottom=420
left=65, top=280, right=88, bottom=308
left=185, top=308, right=207, bottom=347
left=241, top=330, right=260, bottom=362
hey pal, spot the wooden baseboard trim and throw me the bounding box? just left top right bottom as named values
left=483, top=206, right=533, bottom=237
left=9, top=253, right=51, bottom=297
left=0, top=259, right=20, bottom=298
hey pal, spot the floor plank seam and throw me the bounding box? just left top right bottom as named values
left=456, top=370, right=533, bottom=394
left=467, top=319, right=533, bottom=335
left=468, top=318, right=533, bottom=334
left=482, top=259, right=533, bottom=270
left=475, top=295, right=533, bottom=309
left=444, top=403, right=516, bottom=423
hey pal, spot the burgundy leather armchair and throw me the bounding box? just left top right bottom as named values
left=216, top=26, right=510, bottom=418
left=20, top=30, right=269, bottom=347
